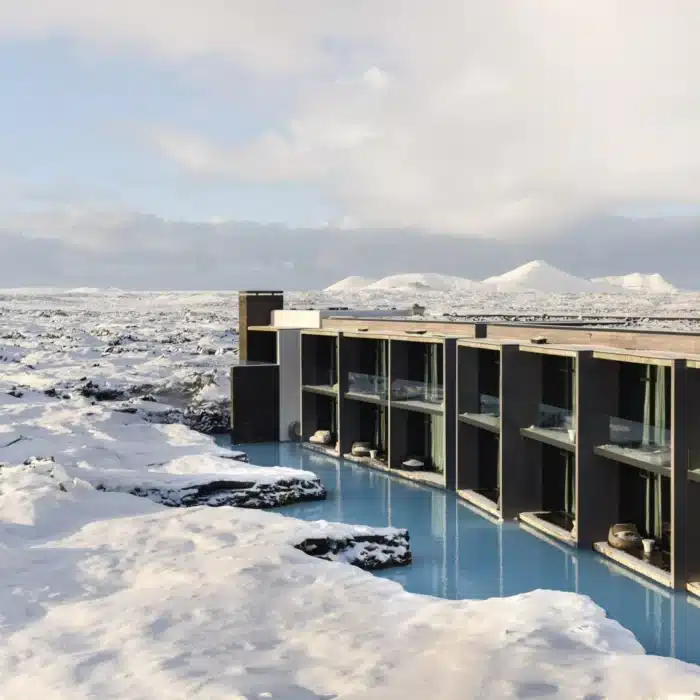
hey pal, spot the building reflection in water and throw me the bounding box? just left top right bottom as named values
left=227, top=441, right=700, bottom=666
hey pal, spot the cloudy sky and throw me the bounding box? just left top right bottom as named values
left=1, top=2, right=700, bottom=286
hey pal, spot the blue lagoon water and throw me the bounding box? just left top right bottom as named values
left=219, top=439, right=700, bottom=666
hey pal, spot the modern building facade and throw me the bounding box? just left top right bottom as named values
left=232, top=291, right=700, bottom=596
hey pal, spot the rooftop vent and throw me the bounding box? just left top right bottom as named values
left=530, top=336, right=548, bottom=344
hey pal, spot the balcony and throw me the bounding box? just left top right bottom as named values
left=458, top=393, right=500, bottom=432
left=595, top=417, right=671, bottom=474
left=390, top=378, right=444, bottom=413
left=521, top=403, right=575, bottom=450
left=302, top=367, right=338, bottom=396
left=346, top=372, right=389, bottom=403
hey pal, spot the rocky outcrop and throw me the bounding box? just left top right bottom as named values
left=136, top=400, right=229, bottom=435
left=295, top=529, right=412, bottom=570
left=22, top=457, right=327, bottom=510
left=104, top=475, right=327, bottom=509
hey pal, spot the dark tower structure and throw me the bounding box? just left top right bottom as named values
left=231, top=291, right=284, bottom=443
left=238, top=291, right=283, bottom=361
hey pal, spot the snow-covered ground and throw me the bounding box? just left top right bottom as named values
left=2, top=289, right=700, bottom=698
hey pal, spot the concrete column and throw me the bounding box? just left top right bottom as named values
left=337, top=333, right=353, bottom=455
left=671, top=359, right=689, bottom=590
left=575, top=353, right=619, bottom=547
left=686, top=367, right=700, bottom=582
left=387, top=339, right=402, bottom=469
left=277, top=329, right=301, bottom=441
left=457, top=346, right=479, bottom=414
left=444, top=338, right=457, bottom=490
left=456, top=345, right=479, bottom=490
left=500, top=347, right=542, bottom=518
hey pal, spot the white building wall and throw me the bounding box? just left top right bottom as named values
left=272, top=308, right=418, bottom=328
left=277, top=329, right=302, bottom=440
left=271, top=310, right=322, bottom=328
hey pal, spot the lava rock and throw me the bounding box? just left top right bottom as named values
left=79, top=381, right=126, bottom=402
left=97, top=476, right=327, bottom=509
left=294, top=530, right=412, bottom=570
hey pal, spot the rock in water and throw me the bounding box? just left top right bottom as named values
left=295, top=529, right=412, bottom=570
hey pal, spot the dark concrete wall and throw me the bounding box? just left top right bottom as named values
left=238, top=292, right=283, bottom=361
left=576, top=354, right=620, bottom=546
left=337, top=333, right=352, bottom=454
left=389, top=409, right=426, bottom=467
left=301, top=392, right=337, bottom=442
left=457, top=346, right=479, bottom=414
left=501, top=349, right=542, bottom=518
left=686, top=369, right=700, bottom=580
left=455, top=346, right=479, bottom=490
left=301, top=334, right=337, bottom=385
left=457, top=422, right=479, bottom=490
left=230, top=364, right=279, bottom=443
left=443, top=339, right=457, bottom=490
left=671, top=360, right=688, bottom=590
left=246, top=330, right=277, bottom=363
left=687, top=481, right=700, bottom=580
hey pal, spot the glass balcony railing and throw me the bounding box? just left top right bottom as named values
left=527, top=403, right=576, bottom=444
left=602, top=417, right=671, bottom=466
left=347, top=372, right=388, bottom=399
left=390, top=378, right=444, bottom=405
left=479, top=393, right=500, bottom=417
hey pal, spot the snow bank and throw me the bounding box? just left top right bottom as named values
left=0, top=392, right=326, bottom=509
left=0, top=466, right=698, bottom=699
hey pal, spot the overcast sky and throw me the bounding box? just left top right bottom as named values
left=1, top=1, right=700, bottom=286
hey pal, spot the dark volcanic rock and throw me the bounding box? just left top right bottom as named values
left=182, top=402, right=229, bottom=434
left=79, top=381, right=126, bottom=401
left=96, top=475, right=327, bottom=509
left=140, top=400, right=230, bottom=435
left=294, top=529, right=412, bottom=570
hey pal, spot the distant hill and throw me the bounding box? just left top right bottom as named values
left=364, top=273, right=480, bottom=292
left=481, top=260, right=619, bottom=294
left=325, top=276, right=377, bottom=292
left=592, top=273, right=678, bottom=294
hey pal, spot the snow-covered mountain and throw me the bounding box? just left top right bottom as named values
left=592, top=273, right=678, bottom=294
left=325, top=276, right=376, bottom=292
left=364, top=273, right=480, bottom=292
left=481, top=260, right=618, bottom=294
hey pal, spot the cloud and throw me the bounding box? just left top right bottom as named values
left=4, top=1, right=700, bottom=236
left=2, top=210, right=700, bottom=290
left=0, top=0, right=376, bottom=74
